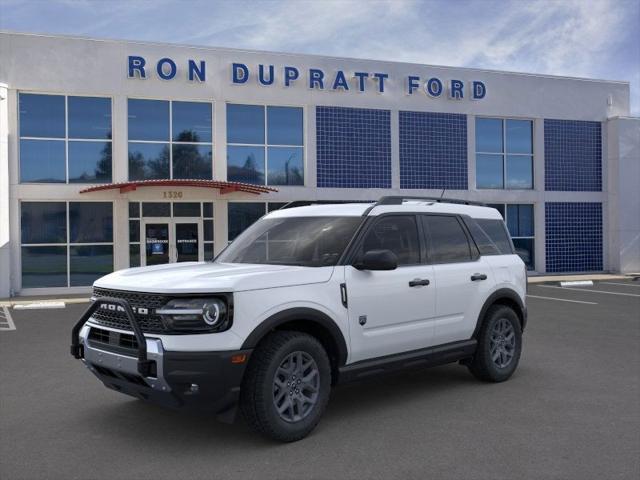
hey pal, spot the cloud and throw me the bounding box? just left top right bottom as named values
left=1, top=0, right=638, bottom=113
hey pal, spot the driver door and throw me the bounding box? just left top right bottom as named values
left=345, top=215, right=436, bottom=363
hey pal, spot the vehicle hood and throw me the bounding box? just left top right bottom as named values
left=94, top=262, right=335, bottom=294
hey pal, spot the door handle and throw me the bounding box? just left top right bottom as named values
left=471, top=273, right=487, bottom=281
left=409, top=278, right=430, bottom=287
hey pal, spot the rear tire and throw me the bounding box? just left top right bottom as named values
left=240, top=331, right=331, bottom=442
left=468, top=305, right=522, bottom=382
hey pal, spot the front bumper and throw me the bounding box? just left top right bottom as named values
left=72, top=299, right=251, bottom=422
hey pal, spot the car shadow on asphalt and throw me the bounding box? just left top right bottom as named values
left=77, top=363, right=487, bottom=448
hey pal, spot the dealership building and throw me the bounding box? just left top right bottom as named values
left=0, top=31, right=638, bottom=297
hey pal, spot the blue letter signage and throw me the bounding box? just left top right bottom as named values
left=127, top=56, right=487, bottom=100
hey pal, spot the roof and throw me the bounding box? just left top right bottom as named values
left=267, top=201, right=503, bottom=220
left=78, top=179, right=278, bottom=195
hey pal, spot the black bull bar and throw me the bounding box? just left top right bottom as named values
left=70, top=297, right=154, bottom=377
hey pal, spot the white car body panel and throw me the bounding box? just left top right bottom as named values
left=91, top=201, right=525, bottom=364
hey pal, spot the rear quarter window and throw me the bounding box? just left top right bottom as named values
left=466, top=218, right=514, bottom=255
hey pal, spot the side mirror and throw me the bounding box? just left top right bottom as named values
left=354, top=249, right=398, bottom=271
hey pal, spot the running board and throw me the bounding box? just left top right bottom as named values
left=337, top=339, right=477, bottom=384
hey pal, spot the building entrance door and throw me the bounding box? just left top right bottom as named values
left=142, top=218, right=203, bottom=266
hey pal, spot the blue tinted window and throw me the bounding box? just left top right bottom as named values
left=476, top=154, right=503, bottom=189
left=227, top=146, right=265, bottom=184
left=513, top=238, right=534, bottom=269
left=172, top=144, right=212, bottom=179
left=267, top=147, right=303, bottom=185
left=130, top=244, right=141, bottom=267
left=21, top=246, right=68, bottom=288
left=506, top=120, right=532, bottom=154
left=506, top=155, right=533, bottom=189
left=204, top=220, right=214, bottom=241
left=172, top=102, right=212, bottom=143
left=19, top=93, right=65, bottom=138
left=68, top=96, right=112, bottom=139
left=267, top=106, right=303, bottom=145
left=128, top=99, right=169, bottom=141
left=476, top=118, right=503, bottom=153
left=507, top=204, right=534, bottom=237
left=21, top=202, right=67, bottom=244
left=227, top=104, right=264, bottom=144
left=173, top=203, right=201, bottom=217
left=128, top=142, right=170, bottom=180
left=203, top=202, right=214, bottom=218
left=69, top=202, right=113, bottom=243
left=68, top=141, right=112, bottom=183
left=228, top=203, right=265, bottom=241
left=20, top=139, right=66, bottom=183
left=142, top=202, right=171, bottom=217
left=70, top=245, right=113, bottom=286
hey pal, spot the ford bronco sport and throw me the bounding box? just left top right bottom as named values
left=71, top=196, right=527, bottom=442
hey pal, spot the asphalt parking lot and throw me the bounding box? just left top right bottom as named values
left=1, top=280, right=639, bottom=480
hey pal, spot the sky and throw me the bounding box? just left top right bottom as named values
left=1, top=0, right=639, bottom=114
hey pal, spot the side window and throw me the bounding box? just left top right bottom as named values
left=360, top=216, right=420, bottom=266
left=476, top=219, right=513, bottom=254
left=422, top=215, right=472, bottom=263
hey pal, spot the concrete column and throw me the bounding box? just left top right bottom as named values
left=390, top=109, right=400, bottom=189
left=533, top=118, right=546, bottom=273
left=607, top=117, right=640, bottom=273
left=306, top=105, right=317, bottom=188
left=214, top=101, right=227, bottom=181
left=467, top=115, right=476, bottom=193
left=213, top=200, right=228, bottom=256
left=0, top=84, right=10, bottom=297
left=112, top=95, right=128, bottom=183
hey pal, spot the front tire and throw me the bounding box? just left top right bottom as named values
left=468, top=305, right=522, bottom=382
left=240, top=331, right=331, bottom=442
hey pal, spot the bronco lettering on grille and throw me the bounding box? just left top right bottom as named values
left=99, top=303, right=150, bottom=315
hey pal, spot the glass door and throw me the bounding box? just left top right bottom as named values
left=143, top=221, right=171, bottom=266
left=174, top=219, right=203, bottom=263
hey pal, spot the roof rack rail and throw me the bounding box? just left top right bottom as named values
left=362, top=196, right=486, bottom=215
left=280, top=200, right=375, bottom=210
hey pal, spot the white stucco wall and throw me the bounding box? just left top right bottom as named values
left=607, top=117, right=640, bottom=274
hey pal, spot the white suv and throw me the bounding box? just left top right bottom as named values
left=71, top=196, right=527, bottom=442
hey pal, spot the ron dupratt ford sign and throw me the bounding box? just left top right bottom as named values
left=127, top=56, right=487, bottom=100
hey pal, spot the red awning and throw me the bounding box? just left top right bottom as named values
left=79, top=179, right=278, bottom=195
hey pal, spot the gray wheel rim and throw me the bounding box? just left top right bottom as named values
left=490, top=318, right=516, bottom=368
left=273, top=351, right=320, bottom=423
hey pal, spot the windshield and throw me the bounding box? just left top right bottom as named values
left=216, top=216, right=363, bottom=266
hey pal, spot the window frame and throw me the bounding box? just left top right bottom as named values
left=19, top=200, right=115, bottom=288
left=127, top=98, right=214, bottom=181
left=226, top=103, right=306, bottom=186
left=475, top=116, right=534, bottom=190
left=18, top=92, right=114, bottom=184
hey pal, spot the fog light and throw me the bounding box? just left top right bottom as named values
left=189, top=383, right=199, bottom=394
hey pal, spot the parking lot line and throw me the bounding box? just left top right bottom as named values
left=526, top=294, right=597, bottom=305
left=539, top=285, right=640, bottom=297
left=0, top=306, right=16, bottom=331
left=600, top=282, right=640, bottom=288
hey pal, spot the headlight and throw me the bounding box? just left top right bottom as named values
left=156, top=297, right=230, bottom=332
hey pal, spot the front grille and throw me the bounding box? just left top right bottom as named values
left=91, top=287, right=169, bottom=333
left=88, top=327, right=139, bottom=352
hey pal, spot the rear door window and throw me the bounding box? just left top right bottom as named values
left=422, top=215, right=472, bottom=264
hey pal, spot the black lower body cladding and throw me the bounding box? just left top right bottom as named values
left=91, top=349, right=252, bottom=422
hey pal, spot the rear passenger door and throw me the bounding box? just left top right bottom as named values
left=421, top=215, right=496, bottom=345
